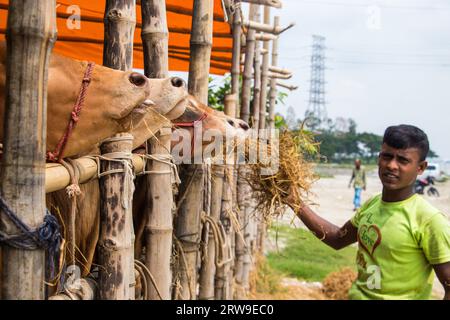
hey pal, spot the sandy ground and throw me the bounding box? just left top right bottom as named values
left=279, top=169, right=450, bottom=299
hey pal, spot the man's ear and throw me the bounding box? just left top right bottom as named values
left=418, top=160, right=428, bottom=175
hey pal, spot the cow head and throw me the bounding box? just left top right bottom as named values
left=171, top=96, right=249, bottom=163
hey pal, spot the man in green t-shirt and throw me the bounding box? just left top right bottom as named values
left=287, top=124, right=450, bottom=299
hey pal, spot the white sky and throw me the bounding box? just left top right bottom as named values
left=248, top=0, right=450, bottom=159
left=173, top=0, right=450, bottom=159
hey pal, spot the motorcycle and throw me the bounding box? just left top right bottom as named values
left=414, top=176, right=440, bottom=197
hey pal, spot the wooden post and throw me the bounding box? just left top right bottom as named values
left=188, top=0, right=214, bottom=104
left=102, top=0, right=136, bottom=300
left=98, top=134, right=135, bottom=300
left=259, top=6, right=271, bottom=130
left=142, top=127, right=174, bottom=300
left=173, top=0, right=214, bottom=300
left=199, top=165, right=225, bottom=300
left=141, top=0, right=173, bottom=300
left=175, top=165, right=204, bottom=300
left=141, top=0, right=169, bottom=78
left=252, top=6, right=262, bottom=130
left=268, top=16, right=279, bottom=130
left=103, top=0, right=136, bottom=70
left=231, top=2, right=242, bottom=118
left=240, top=4, right=258, bottom=123
left=0, top=0, right=56, bottom=300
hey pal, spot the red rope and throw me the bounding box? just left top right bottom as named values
left=46, top=62, right=95, bottom=162
left=172, top=112, right=208, bottom=127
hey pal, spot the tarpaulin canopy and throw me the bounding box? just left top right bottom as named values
left=0, top=0, right=233, bottom=75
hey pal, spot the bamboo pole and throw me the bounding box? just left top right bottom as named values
left=241, top=0, right=282, bottom=8
left=174, top=0, right=214, bottom=300
left=231, top=3, right=242, bottom=118
left=259, top=7, right=271, bottom=130
left=144, top=128, right=173, bottom=300
left=175, top=165, right=204, bottom=300
left=140, top=0, right=173, bottom=300
left=103, top=0, right=136, bottom=70
left=267, top=16, right=279, bottom=130
left=240, top=4, right=258, bottom=123
left=101, top=0, right=136, bottom=300
left=141, top=0, right=169, bottom=78
left=45, top=155, right=145, bottom=194
left=252, top=6, right=262, bottom=130
left=243, top=19, right=294, bottom=35
left=199, top=165, right=225, bottom=300
left=0, top=0, right=56, bottom=300
left=188, top=0, right=214, bottom=104
left=98, top=134, right=135, bottom=300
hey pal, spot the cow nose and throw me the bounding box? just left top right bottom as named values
left=170, top=77, right=186, bottom=88
left=239, top=121, right=250, bottom=131
left=129, top=72, right=147, bottom=87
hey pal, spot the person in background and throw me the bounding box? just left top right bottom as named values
left=349, top=158, right=366, bottom=211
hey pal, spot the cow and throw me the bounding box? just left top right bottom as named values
left=45, top=95, right=249, bottom=287
left=0, top=41, right=188, bottom=159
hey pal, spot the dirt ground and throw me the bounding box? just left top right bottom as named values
left=278, top=169, right=450, bottom=299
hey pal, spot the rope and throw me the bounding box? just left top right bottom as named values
left=137, top=153, right=181, bottom=185
left=0, top=196, right=63, bottom=280
left=134, top=260, right=163, bottom=300
left=59, top=159, right=82, bottom=268
left=87, top=149, right=135, bottom=210
left=47, top=62, right=95, bottom=162
left=173, top=235, right=193, bottom=300
left=201, top=214, right=233, bottom=269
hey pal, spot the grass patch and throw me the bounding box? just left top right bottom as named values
left=267, top=225, right=357, bottom=282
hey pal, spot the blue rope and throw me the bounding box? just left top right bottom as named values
left=0, top=195, right=62, bottom=280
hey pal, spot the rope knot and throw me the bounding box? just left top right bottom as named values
left=66, top=184, right=82, bottom=198
left=71, top=111, right=79, bottom=122
left=46, top=151, right=58, bottom=162
left=82, top=77, right=91, bottom=83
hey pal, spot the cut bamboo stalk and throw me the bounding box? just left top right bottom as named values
left=98, top=134, right=135, bottom=300
left=243, top=19, right=294, bottom=35
left=267, top=16, right=279, bottom=130
left=240, top=4, right=258, bottom=123
left=241, top=0, right=283, bottom=9
left=140, top=0, right=173, bottom=301
left=0, top=0, right=56, bottom=300
left=259, top=7, right=271, bottom=130
left=276, top=81, right=298, bottom=91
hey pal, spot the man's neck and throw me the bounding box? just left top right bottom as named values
left=382, top=185, right=415, bottom=202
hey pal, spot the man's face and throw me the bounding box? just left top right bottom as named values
left=355, top=159, right=361, bottom=169
left=378, top=143, right=427, bottom=191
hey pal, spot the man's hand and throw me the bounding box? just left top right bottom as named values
left=432, top=262, right=450, bottom=300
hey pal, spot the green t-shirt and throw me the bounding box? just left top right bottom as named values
left=348, top=193, right=450, bottom=300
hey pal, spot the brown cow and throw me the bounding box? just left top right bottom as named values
left=46, top=96, right=248, bottom=285
left=0, top=41, right=188, bottom=159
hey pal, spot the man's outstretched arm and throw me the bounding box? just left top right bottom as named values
left=433, top=262, right=450, bottom=300
left=293, top=204, right=358, bottom=250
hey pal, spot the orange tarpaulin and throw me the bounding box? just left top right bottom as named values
left=0, top=0, right=232, bottom=75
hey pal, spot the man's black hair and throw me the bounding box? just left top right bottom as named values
left=383, top=124, right=429, bottom=161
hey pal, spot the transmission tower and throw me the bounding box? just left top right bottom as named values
left=305, top=35, right=327, bottom=130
